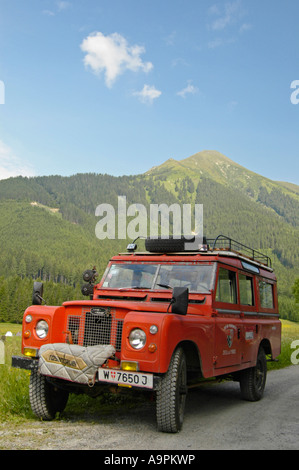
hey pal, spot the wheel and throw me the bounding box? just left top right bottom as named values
left=239, top=346, right=267, bottom=401
left=156, top=347, right=187, bottom=433
left=29, top=370, right=69, bottom=420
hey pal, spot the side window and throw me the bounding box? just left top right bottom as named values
left=259, top=280, right=274, bottom=309
left=239, top=273, right=255, bottom=306
left=215, top=268, right=237, bottom=304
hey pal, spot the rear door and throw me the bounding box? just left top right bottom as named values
left=239, top=271, right=257, bottom=363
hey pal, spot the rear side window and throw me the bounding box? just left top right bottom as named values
left=259, top=280, right=274, bottom=309
left=215, top=268, right=237, bottom=304
left=239, top=274, right=254, bottom=306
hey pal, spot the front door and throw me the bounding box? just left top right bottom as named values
left=214, top=266, right=242, bottom=368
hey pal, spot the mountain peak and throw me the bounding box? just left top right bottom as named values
left=145, top=149, right=247, bottom=186
left=180, top=150, right=243, bottom=169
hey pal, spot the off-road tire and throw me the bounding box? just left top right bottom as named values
left=239, top=346, right=267, bottom=401
left=156, top=347, right=187, bottom=433
left=145, top=236, right=195, bottom=253
left=29, top=370, right=69, bottom=420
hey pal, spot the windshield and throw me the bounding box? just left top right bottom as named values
left=102, top=263, right=214, bottom=293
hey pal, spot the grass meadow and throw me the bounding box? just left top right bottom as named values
left=0, top=319, right=298, bottom=423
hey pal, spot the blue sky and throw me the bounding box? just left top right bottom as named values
left=0, top=0, right=299, bottom=184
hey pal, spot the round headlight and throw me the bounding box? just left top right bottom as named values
left=25, top=314, right=32, bottom=324
left=36, top=320, right=49, bottom=339
left=129, top=328, right=146, bottom=350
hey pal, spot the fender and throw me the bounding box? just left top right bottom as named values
left=21, top=305, right=66, bottom=353
left=121, top=311, right=214, bottom=375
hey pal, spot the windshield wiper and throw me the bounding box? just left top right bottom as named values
left=156, top=283, right=172, bottom=289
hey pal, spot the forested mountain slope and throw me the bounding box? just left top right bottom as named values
left=0, top=150, right=298, bottom=322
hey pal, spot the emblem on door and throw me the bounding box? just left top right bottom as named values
left=224, top=324, right=237, bottom=348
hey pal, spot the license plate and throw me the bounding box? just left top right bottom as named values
left=98, top=368, right=153, bottom=389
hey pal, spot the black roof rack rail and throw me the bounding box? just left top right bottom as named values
left=210, top=234, right=272, bottom=268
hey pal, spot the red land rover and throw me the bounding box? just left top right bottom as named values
left=12, top=235, right=281, bottom=433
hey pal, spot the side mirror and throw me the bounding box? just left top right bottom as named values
left=170, top=287, right=189, bottom=315
left=32, top=282, right=44, bottom=305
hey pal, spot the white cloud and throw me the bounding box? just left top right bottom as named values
left=207, top=38, right=224, bottom=49
left=206, top=2, right=251, bottom=48
left=228, top=100, right=238, bottom=111
left=208, top=5, right=221, bottom=16
left=171, top=57, right=189, bottom=67
left=208, top=37, right=236, bottom=48
left=132, top=85, right=162, bottom=104
left=80, top=32, right=153, bottom=88
left=43, top=9, right=55, bottom=16
left=57, top=1, right=71, bottom=11
left=0, top=141, right=36, bottom=180
left=177, top=82, right=199, bottom=98
left=208, top=1, right=244, bottom=31
left=164, top=31, right=176, bottom=46
left=239, top=23, right=252, bottom=33
left=42, top=1, right=71, bottom=16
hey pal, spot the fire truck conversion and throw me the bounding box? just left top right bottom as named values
left=12, top=235, right=281, bottom=433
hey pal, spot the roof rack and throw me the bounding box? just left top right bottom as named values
left=209, top=234, right=272, bottom=268
left=126, top=234, right=272, bottom=268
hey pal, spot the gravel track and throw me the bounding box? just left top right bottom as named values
left=0, top=366, right=298, bottom=450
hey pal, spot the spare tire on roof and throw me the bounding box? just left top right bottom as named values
left=145, top=236, right=197, bottom=253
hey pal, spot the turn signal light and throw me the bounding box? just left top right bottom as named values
left=148, top=343, right=157, bottom=353
left=120, top=361, right=139, bottom=371
left=23, top=348, right=38, bottom=358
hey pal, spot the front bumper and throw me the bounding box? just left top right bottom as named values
left=12, top=355, right=38, bottom=371
left=12, top=355, right=161, bottom=390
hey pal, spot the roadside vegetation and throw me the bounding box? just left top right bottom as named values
left=0, top=319, right=298, bottom=424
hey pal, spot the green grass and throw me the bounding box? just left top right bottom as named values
left=0, top=323, right=22, bottom=335
left=269, top=319, right=299, bottom=370
left=0, top=319, right=298, bottom=423
left=0, top=324, right=32, bottom=422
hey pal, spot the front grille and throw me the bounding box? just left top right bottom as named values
left=66, top=307, right=123, bottom=351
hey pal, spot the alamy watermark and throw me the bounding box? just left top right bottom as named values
left=0, top=80, right=5, bottom=104
left=290, top=80, right=299, bottom=104
left=95, top=196, right=204, bottom=250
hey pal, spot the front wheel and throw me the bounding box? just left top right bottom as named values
left=156, top=347, right=187, bottom=433
left=29, top=370, right=69, bottom=420
left=239, top=346, right=267, bottom=401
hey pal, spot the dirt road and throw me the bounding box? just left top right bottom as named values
left=0, top=366, right=298, bottom=450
